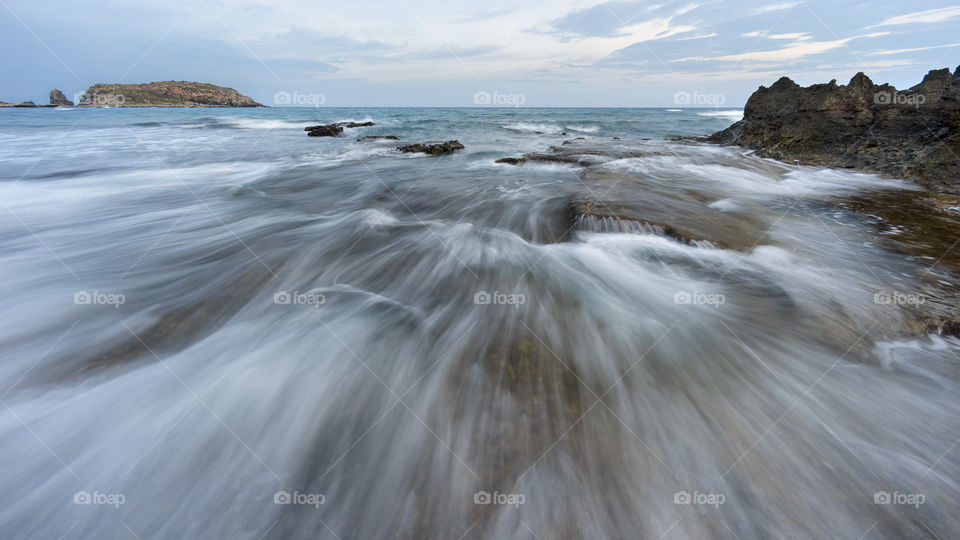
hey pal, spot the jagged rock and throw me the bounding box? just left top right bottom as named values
left=13, top=101, right=37, bottom=107
left=397, top=141, right=465, bottom=155
left=708, top=66, right=960, bottom=191
left=305, top=124, right=344, bottom=137
left=78, top=81, right=263, bottom=107
left=358, top=135, right=398, bottom=141
left=497, top=139, right=645, bottom=166
left=49, top=89, right=72, bottom=106
left=496, top=153, right=587, bottom=165
left=304, top=121, right=376, bottom=137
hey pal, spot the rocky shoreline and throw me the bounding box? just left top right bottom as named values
left=707, top=65, right=960, bottom=192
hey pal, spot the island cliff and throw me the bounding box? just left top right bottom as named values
left=709, top=66, right=960, bottom=191
left=78, top=81, right=263, bottom=108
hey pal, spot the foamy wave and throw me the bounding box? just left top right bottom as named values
left=502, top=123, right=563, bottom=135
left=695, top=110, right=744, bottom=119
left=221, top=117, right=313, bottom=130
left=566, top=125, right=600, bottom=133
left=334, top=117, right=376, bottom=126
left=666, top=109, right=682, bottom=112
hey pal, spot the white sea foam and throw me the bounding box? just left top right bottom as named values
left=695, top=110, right=744, bottom=119
left=502, top=122, right=564, bottom=134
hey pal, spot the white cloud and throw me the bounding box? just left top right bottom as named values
left=768, top=33, right=810, bottom=40
left=867, top=6, right=960, bottom=27
left=741, top=31, right=810, bottom=40
left=674, top=32, right=888, bottom=63
left=866, top=43, right=960, bottom=56
left=674, top=32, right=717, bottom=41
left=752, top=2, right=801, bottom=14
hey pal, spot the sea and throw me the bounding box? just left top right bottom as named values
left=0, top=107, right=957, bottom=539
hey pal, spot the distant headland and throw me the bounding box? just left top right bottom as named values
left=1, top=81, right=264, bottom=108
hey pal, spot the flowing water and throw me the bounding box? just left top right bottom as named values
left=0, top=107, right=958, bottom=539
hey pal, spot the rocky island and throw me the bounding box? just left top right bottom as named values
left=708, top=65, right=960, bottom=192
left=78, top=81, right=263, bottom=107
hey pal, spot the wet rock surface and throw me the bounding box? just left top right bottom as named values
left=397, top=140, right=465, bottom=155
left=305, top=124, right=343, bottom=137
left=708, top=66, right=960, bottom=191
left=357, top=135, right=398, bottom=141
left=497, top=139, right=648, bottom=167
left=305, top=121, right=376, bottom=137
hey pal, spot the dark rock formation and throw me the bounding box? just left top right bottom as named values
left=49, top=89, right=73, bottom=106
left=78, top=81, right=263, bottom=107
left=305, top=121, right=375, bottom=137
left=496, top=153, right=588, bottom=166
left=708, top=66, right=960, bottom=191
left=497, top=139, right=646, bottom=166
left=397, top=141, right=465, bottom=155
left=13, top=101, right=37, bottom=107
left=305, top=124, right=344, bottom=137
left=358, top=135, right=398, bottom=141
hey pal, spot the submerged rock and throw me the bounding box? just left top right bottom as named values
left=497, top=139, right=645, bottom=166
left=357, top=135, right=398, bottom=141
left=305, top=124, right=344, bottom=137
left=305, top=121, right=376, bottom=137
left=49, top=89, right=73, bottom=106
left=397, top=141, right=465, bottom=155
left=708, top=66, right=960, bottom=191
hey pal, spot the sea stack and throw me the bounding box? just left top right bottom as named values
left=49, top=89, right=73, bottom=107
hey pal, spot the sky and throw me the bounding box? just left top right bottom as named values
left=1, top=0, right=958, bottom=107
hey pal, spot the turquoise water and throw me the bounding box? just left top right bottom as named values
left=0, top=107, right=958, bottom=539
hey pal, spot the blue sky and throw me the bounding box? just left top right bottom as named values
left=1, top=0, right=958, bottom=106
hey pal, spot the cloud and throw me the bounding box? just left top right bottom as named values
left=547, top=1, right=697, bottom=39
left=673, top=32, right=717, bottom=40
left=674, top=32, right=888, bottom=62
left=768, top=33, right=810, bottom=40
left=752, top=2, right=801, bottom=14
left=741, top=31, right=811, bottom=40
left=867, top=6, right=960, bottom=28
left=866, top=43, right=960, bottom=56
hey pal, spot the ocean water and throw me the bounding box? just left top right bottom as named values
left=0, top=107, right=958, bottom=539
